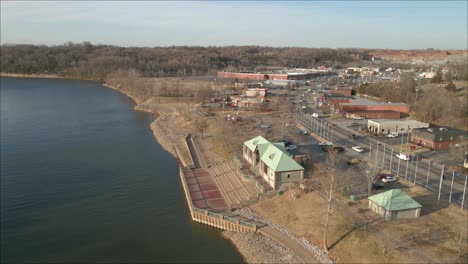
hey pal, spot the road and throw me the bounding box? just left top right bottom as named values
left=288, top=99, right=467, bottom=208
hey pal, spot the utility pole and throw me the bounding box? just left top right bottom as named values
left=438, top=164, right=445, bottom=205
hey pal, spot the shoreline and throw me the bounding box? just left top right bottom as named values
left=0, top=72, right=104, bottom=82
left=2, top=74, right=323, bottom=263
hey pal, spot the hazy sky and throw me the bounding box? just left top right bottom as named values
left=1, top=1, right=467, bottom=49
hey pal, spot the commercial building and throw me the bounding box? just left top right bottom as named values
left=410, top=127, right=467, bottom=150
left=339, top=98, right=410, bottom=114
left=243, top=136, right=304, bottom=190
left=368, top=189, right=422, bottom=221
left=345, top=110, right=401, bottom=120
left=218, top=68, right=334, bottom=81
left=367, top=119, right=429, bottom=135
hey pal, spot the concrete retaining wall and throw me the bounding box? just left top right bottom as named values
left=179, top=166, right=257, bottom=232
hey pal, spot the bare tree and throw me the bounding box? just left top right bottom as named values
left=195, top=118, right=209, bottom=140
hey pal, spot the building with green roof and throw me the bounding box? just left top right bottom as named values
left=243, top=136, right=304, bottom=190
left=368, top=189, right=422, bottom=221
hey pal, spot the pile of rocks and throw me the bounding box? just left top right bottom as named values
left=222, top=231, right=302, bottom=264
left=234, top=208, right=334, bottom=264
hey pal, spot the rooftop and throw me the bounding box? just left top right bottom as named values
left=368, top=119, right=429, bottom=126
left=244, top=136, right=304, bottom=173
left=340, top=97, right=408, bottom=106
left=369, top=189, right=422, bottom=211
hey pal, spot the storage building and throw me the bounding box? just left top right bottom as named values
left=368, top=189, right=422, bottom=221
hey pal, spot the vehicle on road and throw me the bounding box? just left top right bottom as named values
left=312, top=113, right=319, bottom=118
left=352, top=146, right=364, bottom=153
left=286, top=145, right=297, bottom=151
left=396, top=153, right=411, bottom=161
left=381, top=176, right=398, bottom=183
left=352, top=116, right=364, bottom=120
left=350, top=122, right=360, bottom=126
left=387, top=132, right=399, bottom=138
left=318, top=141, right=333, bottom=146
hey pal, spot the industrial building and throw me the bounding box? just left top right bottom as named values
left=243, top=136, right=304, bottom=190
left=367, top=119, right=429, bottom=135
left=368, top=189, right=422, bottom=221
left=410, top=127, right=467, bottom=150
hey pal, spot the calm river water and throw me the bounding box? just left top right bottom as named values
left=0, top=77, right=243, bottom=263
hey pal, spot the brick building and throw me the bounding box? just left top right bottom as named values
left=411, top=127, right=467, bottom=150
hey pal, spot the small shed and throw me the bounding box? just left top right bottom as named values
left=368, top=189, right=422, bottom=221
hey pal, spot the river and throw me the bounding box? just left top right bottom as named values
left=0, top=77, right=243, bottom=263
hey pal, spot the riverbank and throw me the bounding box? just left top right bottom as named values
left=0, top=74, right=323, bottom=263
left=0, top=72, right=103, bottom=81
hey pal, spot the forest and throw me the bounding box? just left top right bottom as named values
left=0, top=42, right=371, bottom=79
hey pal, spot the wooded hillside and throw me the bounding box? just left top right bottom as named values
left=0, top=42, right=370, bottom=79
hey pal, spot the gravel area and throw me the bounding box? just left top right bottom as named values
left=222, top=231, right=303, bottom=264
left=234, top=208, right=334, bottom=264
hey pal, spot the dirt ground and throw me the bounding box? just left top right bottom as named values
left=250, top=180, right=468, bottom=264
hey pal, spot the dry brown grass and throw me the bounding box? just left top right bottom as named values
left=250, top=182, right=468, bottom=263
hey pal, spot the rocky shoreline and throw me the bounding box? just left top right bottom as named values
left=221, top=231, right=303, bottom=264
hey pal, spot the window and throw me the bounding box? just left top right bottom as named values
left=287, top=174, right=291, bottom=179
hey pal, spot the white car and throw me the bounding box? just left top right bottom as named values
left=396, top=153, right=410, bottom=161
left=352, top=146, right=364, bottom=153
left=352, top=116, right=364, bottom=120
left=318, top=141, right=333, bottom=146
left=387, top=132, right=399, bottom=138
left=285, top=145, right=297, bottom=151
left=381, top=176, right=398, bottom=183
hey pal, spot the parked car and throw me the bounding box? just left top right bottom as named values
left=352, top=116, right=364, bottom=120
left=322, top=146, right=345, bottom=153
left=350, top=122, right=360, bottom=126
left=375, top=173, right=393, bottom=180
left=387, top=132, right=399, bottom=138
left=318, top=141, right=333, bottom=146
left=312, top=113, right=319, bottom=118
left=352, top=146, right=364, bottom=153
left=286, top=145, right=297, bottom=151
left=396, top=153, right=411, bottom=161
left=381, top=176, right=398, bottom=183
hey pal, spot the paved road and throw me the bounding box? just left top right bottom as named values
left=290, top=104, right=467, bottom=207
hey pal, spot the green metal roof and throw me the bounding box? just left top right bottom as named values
left=369, top=189, right=422, bottom=211
left=244, top=136, right=303, bottom=173
left=244, top=136, right=271, bottom=152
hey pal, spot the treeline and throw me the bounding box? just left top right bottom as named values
left=0, top=42, right=370, bottom=79
left=356, top=75, right=467, bottom=125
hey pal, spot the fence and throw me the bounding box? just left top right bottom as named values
left=291, top=105, right=467, bottom=210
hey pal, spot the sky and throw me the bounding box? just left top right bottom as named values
left=1, top=1, right=467, bottom=49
